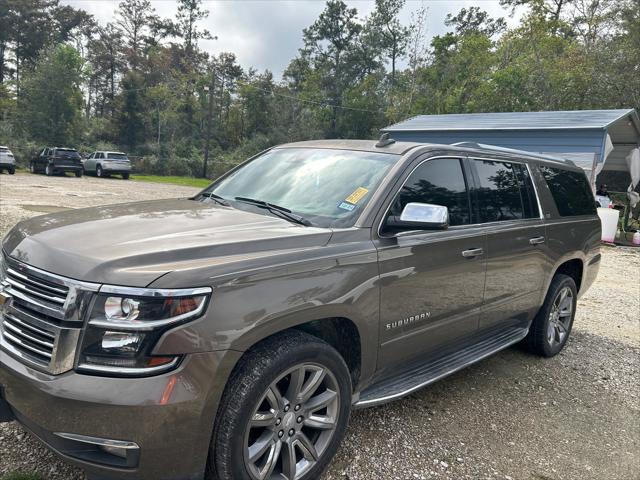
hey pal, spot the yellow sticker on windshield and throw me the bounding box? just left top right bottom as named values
left=345, top=187, right=369, bottom=204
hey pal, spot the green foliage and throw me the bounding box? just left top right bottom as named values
left=0, top=0, right=636, bottom=181
left=18, top=44, right=85, bottom=145
left=132, top=174, right=211, bottom=188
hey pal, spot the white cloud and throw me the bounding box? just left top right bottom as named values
left=63, top=0, right=519, bottom=78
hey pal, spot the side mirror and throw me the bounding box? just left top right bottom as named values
left=386, top=202, right=449, bottom=231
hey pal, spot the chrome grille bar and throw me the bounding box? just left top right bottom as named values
left=1, top=253, right=100, bottom=374
left=5, top=276, right=66, bottom=305
left=3, top=315, right=55, bottom=348
left=2, top=330, right=53, bottom=360
left=6, top=267, right=68, bottom=296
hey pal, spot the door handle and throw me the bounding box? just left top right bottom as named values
left=461, top=248, right=484, bottom=258
left=529, top=236, right=546, bottom=245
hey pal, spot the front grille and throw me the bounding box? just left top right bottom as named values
left=1, top=254, right=99, bottom=374
left=1, top=310, right=55, bottom=367
left=6, top=267, right=69, bottom=307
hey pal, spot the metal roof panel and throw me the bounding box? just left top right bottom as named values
left=383, top=109, right=638, bottom=132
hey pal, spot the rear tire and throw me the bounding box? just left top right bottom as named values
left=75, top=169, right=83, bottom=178
left=122, top=173, right=130, bottom=180
left=8, top=166, right=15, bottom=175
left=210, top=330, right=352, bottom=480
left=525, top=274, right=577, bottom=357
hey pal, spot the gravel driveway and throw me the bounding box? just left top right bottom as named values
left=1, top=173, right=638, bottom=480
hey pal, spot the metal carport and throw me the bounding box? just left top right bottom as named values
left=382, top=109, right=640, bottom=192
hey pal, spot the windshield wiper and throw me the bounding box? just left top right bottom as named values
left=234, top=196, right=312, bottom=226
left=200, top=192, right=230, bottom=206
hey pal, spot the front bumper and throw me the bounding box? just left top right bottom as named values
left=0, top=348, right=242, bottom=480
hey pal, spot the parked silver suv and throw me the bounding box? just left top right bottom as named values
left=84, top=151, right=131, bottom=179
left=0, top=146, right=16, bottom=174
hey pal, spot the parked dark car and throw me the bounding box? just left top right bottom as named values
left=30, top=147, right=83, bottom=177
left=0, top=138, right=601, bottom=480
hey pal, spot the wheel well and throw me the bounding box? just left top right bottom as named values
left=555, top=259, right=583, bottom=292
left=293, top=318, right=362, bottom=389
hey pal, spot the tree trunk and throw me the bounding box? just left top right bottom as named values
left=0, top=42, right=5, bottom=84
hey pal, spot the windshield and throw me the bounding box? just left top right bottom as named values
left=203, top=148, right=397, bottom=228
left=107, top=153, right=128, bottom=160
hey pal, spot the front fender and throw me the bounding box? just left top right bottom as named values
left=152, top=234, right=381, bottom=388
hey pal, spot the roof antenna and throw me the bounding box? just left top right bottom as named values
left=375, top=132, right=396, bottom=148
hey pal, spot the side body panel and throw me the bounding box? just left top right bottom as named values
left=480, top=220, right=548, bottom=331
left=149, top=228, right=382, bottom=392
left=375, top=227, right=487, bottom=370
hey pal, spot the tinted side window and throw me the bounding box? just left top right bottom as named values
left=473, top=159, right=524, bottom=222
left=388, top=158, right=471, bottom=226
left=539, top=166, right=596, bottom=217
left=514, top=163, right=540, bottom=219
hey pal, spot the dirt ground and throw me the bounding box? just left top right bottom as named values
left=0, top=172, right=638, bottom=480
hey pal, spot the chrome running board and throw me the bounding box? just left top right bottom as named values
left=355, top=326, right=528, bottom=408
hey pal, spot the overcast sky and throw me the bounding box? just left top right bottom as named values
left=63, top=0, right=520, bottom=78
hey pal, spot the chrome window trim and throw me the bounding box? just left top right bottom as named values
left=376, top=155, right=473, bottom=239
left=98, top=285, right=212, bottom=297
left=377, top=154, right=547, bottom=239
left=468, top=156, right=544, bottom=221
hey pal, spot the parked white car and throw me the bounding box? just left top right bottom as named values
left=0, top=146, right=16, bottom=174
left=83, top=151, right=131, bottom=179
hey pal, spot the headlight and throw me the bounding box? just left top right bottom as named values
left=77, top=287, right=211, bottom=376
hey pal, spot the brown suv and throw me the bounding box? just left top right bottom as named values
left=0, top=139, right=601, bottom=480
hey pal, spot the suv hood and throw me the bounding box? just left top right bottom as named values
left=2, top=199, right=333, bottom=286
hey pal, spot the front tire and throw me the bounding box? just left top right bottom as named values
left=96, top=165, right=103, bottom=178
left=8, top=166, right=15, bottom=174
left=210, top=331, right=352, bottom=480
left=525, top=274, right=577, bottom=357
left=122, top=172, right=130, bottom=180
left=45, top=164, right=53, bottom=176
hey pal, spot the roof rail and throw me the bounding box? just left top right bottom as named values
left=451, top=142, right=576, bottom=166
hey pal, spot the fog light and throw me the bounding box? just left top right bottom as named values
left=100, top=444, right=129, bottom=459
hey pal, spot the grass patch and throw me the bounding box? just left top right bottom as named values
left=0, top=473, right=45, bottom=480
left=131, top=175, right=212, bottom=189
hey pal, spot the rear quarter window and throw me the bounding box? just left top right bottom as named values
left=539, top=166, right=596, bottom=217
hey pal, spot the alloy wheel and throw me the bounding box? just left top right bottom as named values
left=547, top=286, right=573, bottom=347
left=244, top=362, right=340, bottom=480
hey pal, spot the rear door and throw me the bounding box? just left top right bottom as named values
left=85, top=153, right=96, bottom=171
left=37, top=148, right=48, bottom=169
left=468, top=158, right=547, bottom=332
left=374, top=157, right=487, bottom=370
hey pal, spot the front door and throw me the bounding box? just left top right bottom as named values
left=374, top=157, right=487, bottom=371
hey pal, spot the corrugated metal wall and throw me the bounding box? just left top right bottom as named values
left=388, top=129, right=604, bottom=158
